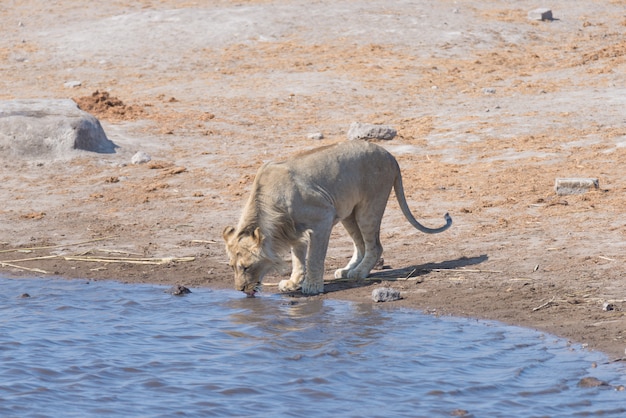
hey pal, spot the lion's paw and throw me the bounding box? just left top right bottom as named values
left=347, top=269, right=368, bottom=280
left=301, top=280, right=324, bottom=295
left=278, top=279, right=300, bottom=292
left=334, top=268, right=349, bottom=279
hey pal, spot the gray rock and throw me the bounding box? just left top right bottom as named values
left=0, top=99, right=116, bottom=159
left=372, top=287, right=402, bottom=302
left=307, top=132, right=324, bottom=140
left=131, top=151, right=151, bottom=164
left=577, top=376, right=610, bottom=388
left=528, top=8, right=553, bottom=21
left=64, top=80, right=82, bottom=88
left=554, top=178, right=599, bottom=195
left=166, top=285, right=192, bottom=295
left=347, top=122, right=397, bottom=141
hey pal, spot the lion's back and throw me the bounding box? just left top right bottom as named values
left=284, top=141, right=398, bottom=181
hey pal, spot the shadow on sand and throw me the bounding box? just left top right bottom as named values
left=299, top=254, right=490, bottom=295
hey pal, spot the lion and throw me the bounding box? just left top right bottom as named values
left=223, top=140, right=452, bottom=297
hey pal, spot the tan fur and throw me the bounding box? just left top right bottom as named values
left=223, top=140, right=452, bottom=296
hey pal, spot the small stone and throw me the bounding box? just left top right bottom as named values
left=372, top=287, right=402, bottom=302
left=528, top=8, right=553, bottom=21
left=347, top=122, right=397, bottom=141
left=577, top=376, right=610, bottom=388
left=131, top=151, right=151, bottom=164
left=307, top=132, right=324, bottom=140
left=555, top=178, right=599, bottom=195
left=64, top=80, right=82, bottom=88
left=483, top=87, right=496, bottom=94
left=167, top=285, right=191, bottom=296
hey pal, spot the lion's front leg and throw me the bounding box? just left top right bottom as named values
left=278, top=242, right=307, bottom=292
left=301, top=226, right=332, bottom=295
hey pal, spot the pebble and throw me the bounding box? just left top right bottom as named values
left=528, top=8, right=553, bottom=21
left=64, top=80, right=82, bottom=88
left=602, top=302, right=615, bottom=311
left=372, top=287, right=402, bottom=302
left=554, top=178, right=599, bottom=195
left=307, top=132, right=324, bottom=140
left=577, top=376, right=609, bottom=388
left=131, top=151, right=151, bottom=164
left=347, top=122, right=397, bottom=141
left=166, top=285, right=192, bottom=296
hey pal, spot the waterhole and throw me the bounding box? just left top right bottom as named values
left=1, top=277, right=624, bottom=417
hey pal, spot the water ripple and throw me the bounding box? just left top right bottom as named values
left=0, top=277, right=624, bottom=417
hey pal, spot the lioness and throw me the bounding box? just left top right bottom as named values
left=223, top=140, right=452, bottom=297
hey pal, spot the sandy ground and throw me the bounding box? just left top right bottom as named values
left=1, top=0, right=626, bottom=359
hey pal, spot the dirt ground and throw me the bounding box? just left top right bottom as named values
left=1, top=1, right=626, bottom=359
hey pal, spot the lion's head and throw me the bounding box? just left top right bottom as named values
left=223, top=225, right=277, bottom=297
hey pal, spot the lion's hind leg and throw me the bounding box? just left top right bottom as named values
left=344, top=203, right=385, bottom=280
left=334, top=213, right=365, bottom=279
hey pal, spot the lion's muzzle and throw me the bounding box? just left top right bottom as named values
left=235, top=280, right=260, bottom=298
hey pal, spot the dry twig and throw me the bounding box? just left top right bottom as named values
left=0, top=237, right=115, bottom=254
left=0, top=261, right=48, bottom=274
left=63, top=255, right=195, bottom=265
left=532, top=296, right=556, bottom=312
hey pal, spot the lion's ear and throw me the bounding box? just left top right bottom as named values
left=253, top=227, right=263, bottom=245
left=223, top=226, right=236, bottom=242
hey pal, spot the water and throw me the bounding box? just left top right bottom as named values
left=0, top=278, right=624, bottom=417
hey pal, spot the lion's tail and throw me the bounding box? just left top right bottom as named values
left=393, top=173, right=452, bottom=234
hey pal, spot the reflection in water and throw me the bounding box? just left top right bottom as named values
left=227, top=296, right=389, bottom=358
left=0, top=277, right=624, bottom=418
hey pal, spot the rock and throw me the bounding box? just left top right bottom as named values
left=347, top=122, right=397, bottom=141
left=554, top=178, right=599, bottom=195
left=131, top=151, right=151, bottom=164
left=166, top=285, right=192, bottom=295
left=372, top=287, right=402, bottom=302
left=64, top=80, right=82, bottom=88
left=528, top=8, right=553, bottom=21
left=0, top=99, right=116, bottom=159
left=307, top=132, right=324, bottom=140
left=577, top=376, right=610, bottom=388
left=483, top=87, right=496, bottom=94
left=603, top=302, right=615, bottom=311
